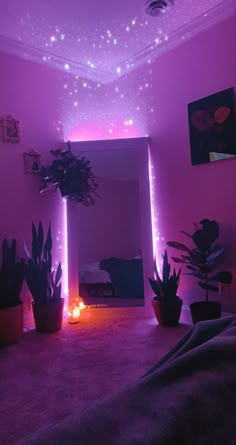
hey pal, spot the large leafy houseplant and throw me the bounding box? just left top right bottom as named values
left=39, top=141, right=98, bottom=205
left=167, top=219, right=233, bottom=323
left=149, top=250, right=182, bottom=326
left=0, top=239, right=25, bottom=345
left=25, top=222, right=64, bottom=333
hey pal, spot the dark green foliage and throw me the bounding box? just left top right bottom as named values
left=39, top=141, right=98, bottom=205
left=167, top=219, right=233, bottom=302
left=25, top=222, right=62, bottom=304
left=149, top=250, right=181, bottom=302
left=0, top=239, right=25, bottom=309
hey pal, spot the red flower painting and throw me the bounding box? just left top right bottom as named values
left=188, top=88, right=236, bottom=165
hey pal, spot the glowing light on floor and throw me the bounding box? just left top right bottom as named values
left=67, top=298, right=86, bottom=323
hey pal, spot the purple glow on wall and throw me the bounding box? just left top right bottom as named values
left=67, top=121, right=140, bottom=142
left=57, top=64, right=156, bottom=141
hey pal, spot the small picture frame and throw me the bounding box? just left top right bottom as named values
left=23, top=150, right=41, bottom=175
left=0, top=115, right=20, bottom=143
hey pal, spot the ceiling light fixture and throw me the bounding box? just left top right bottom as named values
left=145, top=0, right=174, bottom=16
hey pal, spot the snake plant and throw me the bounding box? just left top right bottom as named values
left=149, top=250, right=181, bottom=302
left=24, top=222, right=62, bottom=304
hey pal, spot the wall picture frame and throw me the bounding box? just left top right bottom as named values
left=0, top=115, right=20, bottom=143
left=23, top=150, right=41, bottom=175
left=188, top=88, right=236, bottom=165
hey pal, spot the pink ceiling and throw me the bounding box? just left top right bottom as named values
left=0, top=0, right=235, bottom=83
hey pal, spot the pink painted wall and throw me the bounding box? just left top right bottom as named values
left=0, top=51, right=66, bottom=308
left=144, top=15, right=236, bottom=312
left=77, top=177, right=141, bottom=266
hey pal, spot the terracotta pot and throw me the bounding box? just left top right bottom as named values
left=190, top=301, right=222, bottom=324
left=152, top=297, right=183, bottom=327
left=32, top=299, right=64, bottom=333
left=0, top=302, right=23, bottom=346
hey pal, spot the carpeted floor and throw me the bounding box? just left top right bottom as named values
left=0, top=313, right=191, bottom=445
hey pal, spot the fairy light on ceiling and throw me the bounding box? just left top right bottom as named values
left=0, top=0, right=234, bottom=82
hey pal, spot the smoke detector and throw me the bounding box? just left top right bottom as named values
left=145, top=0, right=174, bottom=16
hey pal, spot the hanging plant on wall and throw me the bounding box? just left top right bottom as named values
left=39, top=141, right=98, bottom=205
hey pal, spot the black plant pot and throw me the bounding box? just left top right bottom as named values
left=190, top=301, right=222, bottom=324
left=32, top=299, right=64, bottom=333
left=152, top=297, right=183, bottom=327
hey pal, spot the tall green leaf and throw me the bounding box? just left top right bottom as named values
left=38, top=222, right=44, bottom=259
left=47, top=223, right=52, bottom=252
left=32, top=222, right=38, bottom=264
left=11, top=239, right=16, bottom=262
left=55, top=262, right=62, bottom=286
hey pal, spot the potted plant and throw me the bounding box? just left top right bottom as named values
left=25, top=222, right=63, bottom=333
left=149, top=250, right=182, bottom=327
left=39, top=141, right=98, bottom=205
left=0, top=239, right=25, bottom=346
left=167, top=219, right=233, bottom=324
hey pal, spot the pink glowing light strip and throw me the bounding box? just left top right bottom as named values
left=62, top=144, right=161, bottom=301
left=148, top=148, right=162, bottom=273
left=62, top=198, right=69, bottom=308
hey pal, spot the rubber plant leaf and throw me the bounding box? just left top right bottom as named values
left=180, top=230, right=193, bottom=239
left=167, top=241, right=190, bottom=252
left=192, top=219, right=219, bottom=251
left=198, top=281, right=219, bottom=292
left=207, top=246, right=225, bottom=263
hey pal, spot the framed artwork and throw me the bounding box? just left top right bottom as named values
left=0, top=115, right=20, bottom=143
left=23, top=150, right=41, bottom=175
left=188, top=88, right=236, bottom=165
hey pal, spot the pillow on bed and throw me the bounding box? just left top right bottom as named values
left=80, top=270, right=111, bottom=283
left=79, top=262, right=111, bottom=283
